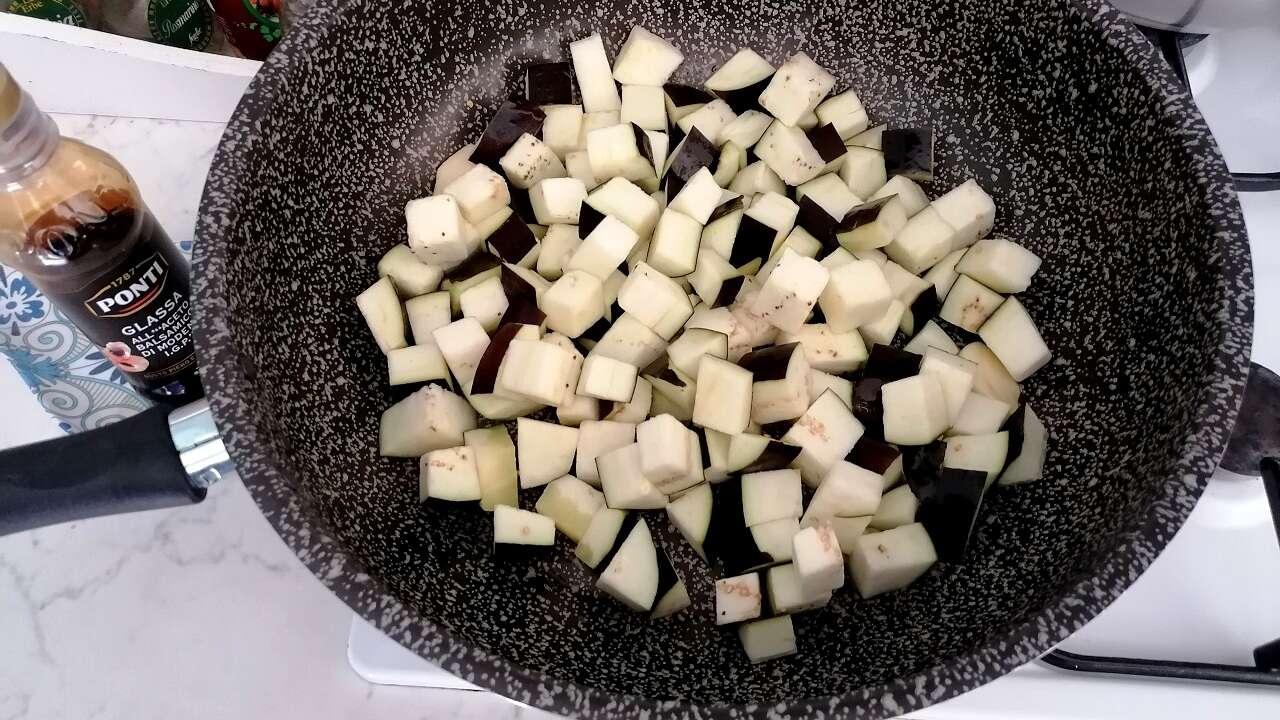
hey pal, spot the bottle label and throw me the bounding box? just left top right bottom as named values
left=53, top=235, right=197, bottom=388
left=147, top=0, right=214, bottom=51
left=8, top=0, right=89, bottom=26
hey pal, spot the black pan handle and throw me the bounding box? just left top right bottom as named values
left=0, top=403, right=222, bottom=536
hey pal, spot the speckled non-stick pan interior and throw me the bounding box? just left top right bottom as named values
left=192, top=0, right=1252, bottom=717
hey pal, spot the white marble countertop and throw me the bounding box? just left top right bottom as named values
left=0, top=114, right=552, bottom=720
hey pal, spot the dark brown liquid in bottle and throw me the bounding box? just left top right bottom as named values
left=20, top=187, right=204, bottom=406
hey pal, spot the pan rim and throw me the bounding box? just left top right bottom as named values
left=192, top=0, right=1253, bottom=717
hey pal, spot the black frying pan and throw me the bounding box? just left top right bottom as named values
left=0, top=0, right=1258, bottom=717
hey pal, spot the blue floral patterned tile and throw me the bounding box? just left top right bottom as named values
left=1, top=265, right=152, bottom=433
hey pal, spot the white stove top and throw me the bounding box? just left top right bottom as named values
left=347, top=26, right=1280, bottom=717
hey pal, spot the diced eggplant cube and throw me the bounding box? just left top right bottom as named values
left=759, top=52, right=836, bottom=126
left=978, top=295, right=1052, bottom=382
left=378, top=244, right=444, bottom=299
left=792, top=522, right=844, bottom=593
left=651, top=578, right=691, bottom=619
left=667, top=327, right=729, bottom=379
left=858, top=298, right=906, bottom=348
left=715, top=572, right=763, bottom=625
left=903, top=319, right=959, bottom=356
left=493, top=504, right=555, bottom=549
left=886, top=206, right=957, bottom=273
left=636, top=412, right=693, bottom=483
left=738, top=615, right=797, bottom=663
left=419, top=446, right=481, bottom=502
left=592, top=313, right=669, bottom=367
left=948, top=391, right=1013, bottom=437
left=658, top=426, right=705, bottom=495
left=612, top=26, right=684, bottom=86
left=663, top=83, right=712, bottom=123
left=818, top=259, right=892, bottom=333
left=779, top=323, right=868, bottom=373
left=647, top=209, right=702, bottom=277
left=379, top=385, right=477, bottom=457
left=881, top=261, right=931, bottom=307
left=870, top=175, right=930, bottom=219
left=565, top=150, right=600, bottom=190
left=839, top=146, right=888, bottom=201
left=536, top=224, right=581, bottom=280
left=740, top=468, right=804, bottom=527
left=596, top=517, right=660, bottom=611
left=357, top=277, right=407, bottom=354
left=620, top=84, right=667, bottom=131
left=570, top=33, right=621, bottom=112
left=766, top=563, right=832, bottom=614
left=541, top=104, right=584, bottom=159
left=387, top=344, right=450, bottom=387
left=802, top=460, right=883, bottom=525
left=827, top=515, right=873, bottom=551
left=999, top=404, right=1047, bottom=485
left=575, top=507, right=628, bottom=568
left=730, top=160, right=787, bottom=196
left=782, top=391, right=864, bottom=486
left=687, top=249, right=741, bottom=308
left=939, top=274, right=1004, bottom=332
left=566, top=215, right=639, bottom=280
left=598, top=443, right=667, bottom=509
left=882, top=127, right=935, bottom=182
left=944, top=431, right=1009, bottom=488
left=836, top=196, right=907, bottom=252
left=603, top=375, right=654, bottom=422
left=932, top=179, right=996, bottom=250
left=434, top=143, right=477, bottom=194
left=405, top=195, right=469, bottom=266
left=542, top=270, right=605, bottom=337
left=431, top=317, right=490, bottom=389
left=955, top=237, right=1041, bottom=294
left=757, top=227, right=824, bottom=283
left=516, top=417, right=578, bottom=489
left=807, top=368, right=854, bottom=407
left=851, top=436, right=904, bottom=490
left=756, top=120, right=825, bottom=186
left=668, top=167, right=722, bottom=224
left=869, top=484, right=920, bottom=530
left=693, top=355, right=753, bottom=435
left=500, top=133, right=567, bottom=190
left=750, top=516, right=800, bottom=562
left=495, top=338, right=575, bottom=406
left=529, top=177, right=586, bottom=226
left=746, top=192, right=800, bottom=252
left=721, top=110, right=774, bottom=149
left=578, top=110, right=621, bottom=147
left=881, top=374, right=949, bottom=446
left=575, top=419, right=638, bottom=486
left=466, top=426, right=518, bottom=511
left=665, top=481, right=712, bottom=558
left=618, top=262, right=693, bottom=336
left=587, top=177, right=662, bottom=239
left=750, top=249, right=829, bottom=333
left=557, top=393, right=601, bottom=427
left=740, top=343, right=811, bottom=424
left=470, top=100, right=547, bottom=171
left=815, top=89, right=869, bottom=139
left=705, top=48, right=774, bottom=91
left=458, top=274, right=509, bottom=333
left=848, top=522, right=937, bottom=597
left=676, top=99, right=737, bottom=146
left=921, top=248, right=966, bottom=301
left=959, top=342, right=1022, bottom=406
left=535, top=474, right=606, bottom=541
left=578, top=353, right=639, bottom=402
left=798, top=173, right=863, bottom=222
left=919, top=347, right=978, bottom=425
left=443, top=164, right=512, bottom=224
left=586, top=123, right=653, bottom=182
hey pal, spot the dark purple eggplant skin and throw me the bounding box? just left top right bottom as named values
left=470, top=101, right=547, bottom=171
left=851, top=377, right=885, bottom=439
left=738, top=343, right=801, bottom=382
left=509, top=188, right=539, bottom=224
left=796, top=196, right=840, bottom=249
left=470, top=323, right=526, bottom=395
left=704, top=481, right=775, bottom=575
left=712, top=275, right=746, bottom=309
left=864, top=345, right=923, bottom=382
left=579, top=203, right=606, bottom=239
left=487, top=213, right=538, bottom=263
left=849, top=436, right=901, bottom=475
left=806, top=123, right=847, bottom=163
left=729, top=214, right=776, bottom=269
left=835, top=195, right=895, bottom=234
left=499, top=265, right=537, bottom=301
left=903, top=288, right=942, bottom=335
left=916, top=467, right=987, bottom=563
left=652, top=542, right=682, bottom=610
left=708, top=195, right=745, bottom=223
left=525, top=62, right=574, bottom=105
left=1001, top=404, right=1029, bottom=474
left=664, top=83, right=714, bottom=109
left=902, top=440, right=947, bottom=501
left=739, top=440, right=803, bottom=474
left=712, top=74, right=773, bottom=114
left=882, top=127, right=935, bottom=182
left=445, top=253, right=501, bottom=282
left=665, top=128, right=717, bottom=197
left=631, top=123, right=656, bottom=166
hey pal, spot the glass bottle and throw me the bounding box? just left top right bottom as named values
left=0, top=63, right=204, bottom=406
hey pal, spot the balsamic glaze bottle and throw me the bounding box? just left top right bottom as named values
left=0, top=63, right=204, bottom=406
